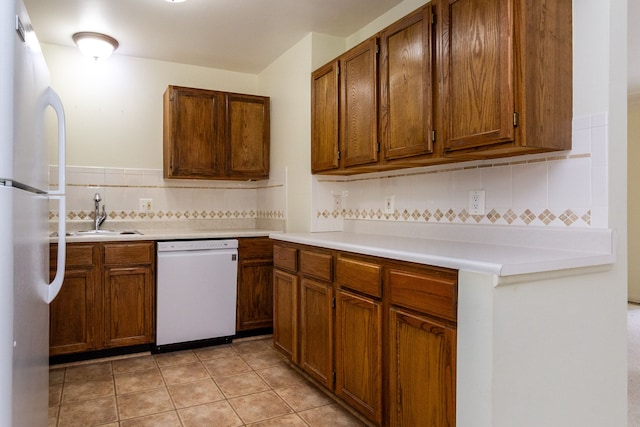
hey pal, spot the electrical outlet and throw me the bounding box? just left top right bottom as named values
left=384, top=194, right=395, bottom=214
left=139, top=198, right=153, bottom=211
left=333, top=193, right=342, bottom=211
left=468, top=190, right=485, bottom=215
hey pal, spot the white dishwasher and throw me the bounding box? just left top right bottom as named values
left=155, top=239, right=238, bottom=352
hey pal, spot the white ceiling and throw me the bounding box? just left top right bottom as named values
left=23, top=0, right=640, bottom=93
left=22, top=0, right=403, bottom=74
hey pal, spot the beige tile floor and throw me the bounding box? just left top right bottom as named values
left=49, top=337, right=367, bottom=427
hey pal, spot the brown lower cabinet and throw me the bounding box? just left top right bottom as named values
left=236, top=237, right=274, bottom=332
left=273, top=269, right=298, bottom=361
left=49, top=241, right=155, bottom=356
left=273, top=241, right=457, bottom=426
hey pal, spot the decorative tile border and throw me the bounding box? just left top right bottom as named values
left=49, top=209, right=285, bottom=221
left=317, top=207, right=591, bottom=227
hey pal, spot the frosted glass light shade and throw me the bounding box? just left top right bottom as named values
left=72, top=32, right=119, bottom=61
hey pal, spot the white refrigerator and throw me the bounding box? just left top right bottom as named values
left=0, top=0, right=67, bottom=425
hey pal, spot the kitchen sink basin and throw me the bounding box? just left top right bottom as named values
left=50, top=230, right=143, bottom=237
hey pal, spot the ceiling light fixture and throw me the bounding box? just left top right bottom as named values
left=72, top=32, right=119, bottom=61
left=165, top=0, right=187, bottom=3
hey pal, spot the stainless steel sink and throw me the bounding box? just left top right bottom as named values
left=50, top=230, right=143, bottom=237
left=75, top=230, right=121, bottom=236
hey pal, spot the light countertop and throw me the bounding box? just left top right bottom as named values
left=270, top=227, right=616, bottom=277
left=50, top=228, right=275, bottom=243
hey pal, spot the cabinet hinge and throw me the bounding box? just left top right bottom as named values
left=431, top=12, right=437, bottom=25
left=332, top=370, right=337, bottom=384
left=431, top=130, right=436, bottom=142
left=376, top=44, right=380, bottom=55
left=513, top=112, right=519, bottom=127
left=337, top=150, right=341, bottom=161
left=337, top=64, right=340, bottom=76
left=376, top=142, right=381, bottom=153
left=331, top=297, right=336, bottom=308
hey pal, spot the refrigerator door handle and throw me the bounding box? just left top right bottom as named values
left=46, top=88, right=66, bottom=304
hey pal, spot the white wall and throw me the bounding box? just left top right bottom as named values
left=629, top=94, right=640, bottom=302
left=257, top=35, right=313, bottom=232
left=43, top=44, right=260, bottom=169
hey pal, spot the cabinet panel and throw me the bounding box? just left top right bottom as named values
left=103, top=266, right=154, bottom=348
left=49, top=269, right=97, bottom=355
left=273, top=269, right=298, bottom=362
left=439, top=0, right=572, bottom=157
left=227, top=94, right=270, bottom=179
left=237, top=259, right=273, bottom=331
left=300, top=249, right=333, bottom=282
left=336, top=255, right=382, bottom=298
left=103, top=242, right=154, bottom=266
left=311, top=61, right=340, bottom=173
left=335, top=289, right=382, bottom=424
left=237, top=238, right=274, bottom=332
left=380, top=6, right=435, bottom=161
left=388, top=268, right=457, bottom=322
left=50, top=244, right=94, bottom=269
left=238, top=237, right=274, bottom=259
left=389, top=308, right=456, bottom=427
left=300, top=279, right=333, bottom=388
left=49, top=243, right=100, bottom=356
left=274, top=245, right=298, bottom=272
left=443, top=0, right=514, bottom=151
left=163, top=86, right=225, bottom=178
left=340, top=38, right=379, bottom=168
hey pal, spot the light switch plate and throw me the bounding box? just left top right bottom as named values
left=333, top=193, right=342, bottom=211
left=384, top=194, right=395, bottom=214
left=139, top=198, right=153, bottom=211
left=468, top=190, right=485, bottom=215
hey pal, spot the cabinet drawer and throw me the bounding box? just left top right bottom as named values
left=336, top=256, right=382, bottom=298
left=50, top=244, right=96, bottom=269
left=274, top=245, right=298, bottom=272
left=103, top=242, right=154, bottom=266
left=300, top=250, right=333, bottom=282
left=388, top=269, right=456, bottom=321
left=238, top=237, right=274, bottom=260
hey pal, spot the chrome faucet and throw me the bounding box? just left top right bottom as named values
left=93, top=193, right=107, bottom=231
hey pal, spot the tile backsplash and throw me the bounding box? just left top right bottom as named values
left=49, top=166, right=286, bottom=231
left=313, top=113, right=608, bottom=231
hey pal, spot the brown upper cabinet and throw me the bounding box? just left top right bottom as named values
left=311, top=0, right=572, bottom=175
left=311, top=61, right=340, bottom=173
left=437, top=0, right=572, bottom=158
left=311, top=37, right=380, bottom=175
left=163, top=85, right=270, bottom=180
left=379, top=4, right=442, bottom=166
left=340, top=38, right=380, bottom=170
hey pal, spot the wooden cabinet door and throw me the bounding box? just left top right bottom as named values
left=311, top=60, right=340, bottom=173
left=237, top=259, right=274, bottom=331
left=237, top=237, right=274, bottom=332
left=300, top=278, right=333, bottom=388
left=335, top=289, right=382, bottom=424
left=380, top=5, right=434, bottom=160
left=439, top=0, right=515, bottom=152
left=103, top=266, right=154, bottom=348
left=49, top=268, right=97, bottom=355
left=49, top=243, right=100, bottom=356
left=273, top=269, right=298, bottom=362
left=389, top=308, right=456, bottom=427
left=340, top=37, right=379, bottom=168
left=226, top=93, right=270, bottom=179
left=163, top=86, right=225, bottom=179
